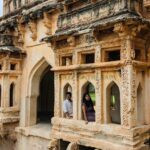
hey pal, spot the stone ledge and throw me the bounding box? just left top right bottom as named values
left=51, top=117, right=150, bottom=141
left=0, top=106, right=19, bottom=113
left=15, top=123, right=52, bottom=140
left=0, top=116, right=19, bottom=124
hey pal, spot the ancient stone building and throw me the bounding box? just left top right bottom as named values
left=0, top=0, right=150, bottom=150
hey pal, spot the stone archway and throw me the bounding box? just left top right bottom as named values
left=37, top=66, right=54, bottom=123
left=27, top=58, right=54, bottom=126
left=106, top=81, right=121, bottom=124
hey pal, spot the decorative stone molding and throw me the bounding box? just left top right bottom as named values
left=66, top=142, right=78, bottom=150
left=43, top=12, right=52, bottom=35
left=48, top=139, right=59, bottom=150
left=28, top=20, right=37, bottom=41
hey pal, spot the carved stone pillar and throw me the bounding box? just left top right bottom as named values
left=114, top=23, right=137, bottom=128
left=121, top=35, right=136, bottom=128
left=66, top=142, right=79, bottom=150
left=72, top=71, right=78, bottom=120
left=121, top=64, right=136, bottom=128
left=1, top=75, right=9, bottom=108
left=54, top=72, right=61, bottom=117
left=1, top=57, right=9, bottom=108
left=95, top=69, right=102, bottom=123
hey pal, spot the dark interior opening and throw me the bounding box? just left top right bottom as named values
left=60, top=140, right=70, bottom=150
left=62, top=56, right=72, bottom=66
left=10, top=64, right=16, bottom=70
left=106, top=50, right=120, bottom=61
left=79, top=145, right=96, bottom=150
left=135, top=49, right=141, bottom=61
left=37, top=66, right=54, bottom=123
left=10, top=83, right=14, bottom=107
left=82, top=53, right=95, bottom=64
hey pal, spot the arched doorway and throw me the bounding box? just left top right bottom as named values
left=28, top=58, right=55, bottom=126
left=107, top=82, right=121, bottom=124
left=82, top=82, right=95, bottom=106
left=64, top=83, right=72, bottom=99
left=81, top=82, right=96, bottom=121
left=37, top=66, right=54, bottom=123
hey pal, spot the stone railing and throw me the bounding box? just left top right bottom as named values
left=57, top=0, right=126, bottom=30
left=3, top=0, right=47, bottom=15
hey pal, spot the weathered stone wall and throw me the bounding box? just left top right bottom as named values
left=15, top=134, right=49, bottom=150
left=0, top=138, right=15, bottom=150
left=0, top=0, right=150, bottom=150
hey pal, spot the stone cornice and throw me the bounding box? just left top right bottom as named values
left=0, top=1, right=61, bottom=33
left=42, top=11, right=150, bottom=43
left=0, top=0, right=48, bottom=21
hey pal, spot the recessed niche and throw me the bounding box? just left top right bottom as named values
left=61, top=56, right=72, bottom=66
left=10, top=64, right=16, bottom=70
left=105, top=50, right=120, bottom=62
left=81, top=53, right=95, bottom=64
left=135, top=49, right=141, bottom=61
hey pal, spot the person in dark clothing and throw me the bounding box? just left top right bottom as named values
left=82, top=93, right=95, bottom=123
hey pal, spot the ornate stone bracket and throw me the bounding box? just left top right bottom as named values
left=114, top=22, right=148, bottom=37
left=16, top=22, right=25, bottom=45
left=66, top=142, right=78, bottom=150
left=28, top=20, right=37, bottom=41
left=48, top=139, right=59, bottom=150
left=67, top=36, right=75, bottom=46
left=43, top=12, right=52, bottom=35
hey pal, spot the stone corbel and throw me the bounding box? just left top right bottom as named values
left=28, top=20, right=37, bottom=41
left=114, top=22, right=148, bottom=38
left=67, top=36, right=75, bottom=46
left=66, top=142, right=78, bottom=150
left=48, top=139, right=59, bottom=150
left=43, top=12, right=52, bottom=35
left=113, top=22, right=129, bottom=37
left=17, top=23, right=25, bottom=44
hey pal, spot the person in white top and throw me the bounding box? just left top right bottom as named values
left=63, top=92, right=73, bottom=118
